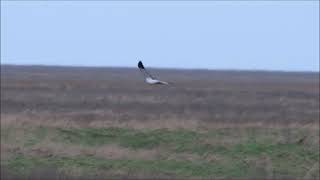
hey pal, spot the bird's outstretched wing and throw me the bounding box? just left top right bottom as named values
left=137, top=60, right=170, bottom=85
left=138, top=61, right=156, bottom=79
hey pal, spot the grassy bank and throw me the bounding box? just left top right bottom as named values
left=1, top=126, right=319, bottom=179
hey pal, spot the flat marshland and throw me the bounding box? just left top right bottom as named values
left=1, top=65, right=319, bottom=179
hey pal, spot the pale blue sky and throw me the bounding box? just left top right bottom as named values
left=1, top=1, right=319, bottom=71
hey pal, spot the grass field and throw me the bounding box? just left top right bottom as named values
left=1, top=65, right=319, bottom=179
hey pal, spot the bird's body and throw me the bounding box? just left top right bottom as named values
left=138, top=61, right=169, bottom=85
left=145, top=77, right=169, bottom=85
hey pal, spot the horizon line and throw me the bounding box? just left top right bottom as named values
left=1, top=63, right=319, bottom=74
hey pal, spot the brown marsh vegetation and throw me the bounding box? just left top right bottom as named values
left=1, top=65, right=319, bottom=179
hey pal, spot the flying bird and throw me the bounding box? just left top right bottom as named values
left=138, top=61, right=169, bottom=85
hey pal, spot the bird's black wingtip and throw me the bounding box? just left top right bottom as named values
left=138, top=61, right=144, bottom=69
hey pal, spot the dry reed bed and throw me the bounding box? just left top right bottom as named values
left=2, top=65, right=319, bottom=126
left=1, top=65, right=319, bottom=179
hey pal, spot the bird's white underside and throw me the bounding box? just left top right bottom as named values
left=145, top=77, right=169, bottom=85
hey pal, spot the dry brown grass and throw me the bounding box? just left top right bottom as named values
left=2, top=65, right=319, bottom=128
left=1, top=65, right=319, bottom=179
left=303, top=162, right=320, bottom=180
